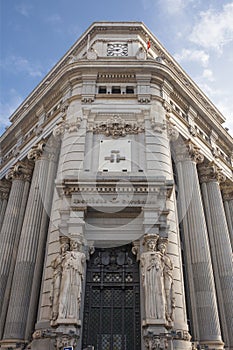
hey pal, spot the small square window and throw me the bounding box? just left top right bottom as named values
left=98, top=86, right=107, bottom=94
left=112, top=86, right=121, bottom=94
left=126, top=86, right=134, bottom=94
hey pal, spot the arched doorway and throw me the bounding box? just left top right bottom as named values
left=82, top=244, right=141, bottom=350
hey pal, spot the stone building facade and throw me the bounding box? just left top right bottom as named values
left=0, top=22, right=232, bottom=350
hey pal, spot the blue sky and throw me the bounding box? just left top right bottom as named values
left=1, top=0, right=233, bottom=136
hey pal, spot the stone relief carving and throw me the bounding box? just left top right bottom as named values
left=6, top=161, right=33, bottom=182
left=144, top=334, right=169, bottom=350
left=141, top=234, right=175, bottom=327
left=92, top=115, right=144, bottom=138
left=50, top=237, right=86, bottom=325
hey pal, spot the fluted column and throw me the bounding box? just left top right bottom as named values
left=199, top=162, right=233, bottom=349
left=0, top=162, right=32, bottom=337
left=0, top=180, right=11, bottom=231
left=221, top=181, right=233, bottom=249
left=175, top=140, right=223, bottom=349
left=2, top=140, right=52, bottom=343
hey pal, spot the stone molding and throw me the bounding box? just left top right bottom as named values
left=198, top=161, right=226, bottom=184
left=175, top=139, right=204, bottom=164
left=90, top=115, right=144, bottom=138
left=6, top=160, right=33, bottom=182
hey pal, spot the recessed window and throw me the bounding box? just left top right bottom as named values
left=126, top=86, right=134, bottom=94
left=98, top=86, right=107, bottom=94
left=112, top=86, right=121, bottom=94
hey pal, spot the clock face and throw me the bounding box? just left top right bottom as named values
left=107, top=44, right=128, bottom=57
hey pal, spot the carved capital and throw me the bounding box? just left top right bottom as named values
left=6, top=161, right=33, bottom=182
left=0, top=179, right=11, bottom=200
left=175, top=139, right=204, bottom=164
left=221, top=180, right=233, bottom=201
left=198, top=161, right=226, bottom=184
left=56, top=334, right=78, bottom=350
left=28, top=140, right=46, bottom=161
left=65, top=117, right=82, bottom=133
left=93, top=115, right=144, bottom=138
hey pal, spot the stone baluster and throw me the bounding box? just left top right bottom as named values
left=221, top=181, right=233, bottom=249
left=2, top=140, right=52, bottom=344
left=0, top=180, right=11, bottom=231
left=0, top=161, right=32, bottom=338
left=199, top=161, right=233, bottom=349
left=174, top=140, right=223, bottom=349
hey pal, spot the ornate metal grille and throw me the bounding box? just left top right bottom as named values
left=82, top=244, right=141, bottom=350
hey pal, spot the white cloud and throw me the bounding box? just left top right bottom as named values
left=15, top=3, right=32, bottom=17
left=0, top=55, right=43, bottom=78
left=202, top=68, right=214, bottom=81
left=174, top=49, right=209, bottom=67
left=45, top=14, right=62, bottom=24
left=190, top=3, right=233, bottom=51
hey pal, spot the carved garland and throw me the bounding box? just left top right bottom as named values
left=91, top=115, right=144, bottom=138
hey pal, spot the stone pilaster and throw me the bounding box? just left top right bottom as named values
left=221, top=181, right=233, bottom=249
left=175, top=140, right=223, bottom=349
left=0, top=179, right=11, bottom=231
left=2, top=140, right=55, bottom=345
left=0, top=161, right=32, bottom=338
left=199, top=161, right=233, bottom=349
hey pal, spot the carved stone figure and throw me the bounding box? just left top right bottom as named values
left=158, top=238, right=175, bottom=323
left=50, top=239, right=70, bottom=321
left=58, top=240, right=86, bottom=321
left=141, top=235, right=166, bottom=320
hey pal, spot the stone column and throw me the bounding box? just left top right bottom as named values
left=0, top=161, right=32, bottom=338
left=221, top=181, right=233, bottom=249
left=0, top=179, right=11, bottom=231
left=2, top=140, right=53, bottom=344
left=199, top=161, right=233, bottom=349
left=175, top=140, right=223, bottom=349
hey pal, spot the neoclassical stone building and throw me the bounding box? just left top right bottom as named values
left=0, top=22, right=233, bottom=350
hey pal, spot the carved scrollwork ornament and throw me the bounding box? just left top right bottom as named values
left=53, top=117, right=66, bottom=139
left=6, top=161, right=33, bottom=182
left=151, top=120, right=167, bottom=134
left=56, top=334, right=78, bottom=350
left=166, top=119, right=179, bottom=141
left=28, top=140, right=46, bottom=161
left=199, top=161, right=226, bottom=184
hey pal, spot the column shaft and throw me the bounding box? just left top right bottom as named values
left=3, top=142, right=50, bottom=341
left=175, top=141, right=223, bottom=349
left=200, top=174, right=233, bottom=349
left=0, top=163, right=31, bottom=334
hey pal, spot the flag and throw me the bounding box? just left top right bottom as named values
left=147, top=39, right=151, bottom=51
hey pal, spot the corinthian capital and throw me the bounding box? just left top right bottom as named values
left=221, top=180, right=233, bottom=201
left=6, top=161, right=33, bottom=182
left=198, top=161, right=226, bottom=184
left=175, top=139, right=204, bottom=164
left=28, top=140, right=46, bottom=161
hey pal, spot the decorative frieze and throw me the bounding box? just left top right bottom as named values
left=92, top=115, right=144, bottom=138
left=53, top=117, right=82, bottom=138
left=198, top=161, right=226, bottom=184
left=144, top=334, right=169, bottom=350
